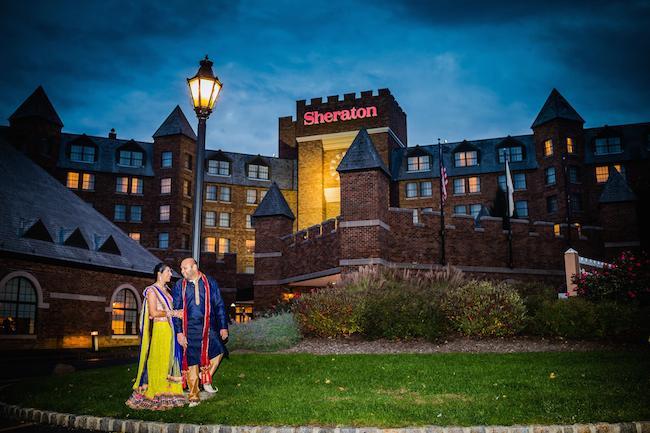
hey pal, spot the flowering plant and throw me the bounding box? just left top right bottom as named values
left=573, top=251, right=650, bottom=302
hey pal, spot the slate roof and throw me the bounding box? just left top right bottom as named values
left=337, top=128, right=390, bottom=176
left=583, top=122, right=650, bottom=165
left=392, top=134, right=538, bottom=181
left=531, top=88, right=584, bottom=128
left=599, top=169, right=637, bottom=203
left=251, top=182, right=295, bottom=220
left=153, top=105, right=197, bottom=140
left=0, top=138, right=163, bottom=276
left=9, top=86, right=63, bottom=127
left=204, top=149, right=297, bottom=190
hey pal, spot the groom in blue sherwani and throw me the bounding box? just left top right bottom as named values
left=172, top=257, right=228, bottom=407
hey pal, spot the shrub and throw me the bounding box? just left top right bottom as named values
left=228, top=312, right=301, bottom=352
left=439, top=280, right=527, bottom=337
left=511, top=280, right=559, bottom=316
left=573, top=251, right=650, bottom=303
left=292, top=285, right=364, bottom=338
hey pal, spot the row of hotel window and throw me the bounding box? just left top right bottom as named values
left=406, top=137, right=622, bottom=172
left=147, top=232, right=253, bottom=256
left=113, top=204, right=256, bottom=228
left=404, top=165, right=625, bottom=198
left=69, top=145, right=271, bottom=180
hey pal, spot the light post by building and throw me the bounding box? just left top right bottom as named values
left=187, top=55, right=223, bottom=265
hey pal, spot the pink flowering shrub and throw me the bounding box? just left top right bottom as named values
left=573, top=251, right=650, bottom=302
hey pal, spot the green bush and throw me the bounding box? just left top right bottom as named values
left=439, top=280, right=527, bottom=337
left=511, top=280, right=559, bottom=316
left=228, top=312, right=301, bottom=351
left=292, top=286, right=364, bottom=338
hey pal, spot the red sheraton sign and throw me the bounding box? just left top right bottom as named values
left=303, top=106, right=378, bottom=125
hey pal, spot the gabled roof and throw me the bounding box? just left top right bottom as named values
left=337, top=128, right=390, bottom=176
left=9, top=86, right=63, bottom=127
left=531, top=88, right=584, bottom=128
left=599, top=169, right=637, bottom=203
left=0, top=138, right=163, bottom=275
left=153, top=105, right=197, bottom=140
left=252, top=182, right=295, bottom=220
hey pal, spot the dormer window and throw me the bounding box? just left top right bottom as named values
left=68, top=135, right=97, bottom=163
left=454, top=150, right=478, bottom=167
left=595, top=136, right=622, bottom=155
left=208, top=159, right=231, bottom=176
left=247, top=157, right=270, bottom=180
left=119, top=150, right=143, bottom=167
left=497, top=146, right=523, bottom=163
left=407, top=155, right=430, bottom=172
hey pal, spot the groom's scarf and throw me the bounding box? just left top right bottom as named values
left=181, top=273, right=212, bottom=386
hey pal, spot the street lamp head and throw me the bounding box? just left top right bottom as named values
left=187, top=55, right=222, bottom=118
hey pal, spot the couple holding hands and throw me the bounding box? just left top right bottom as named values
left=126, top=258, right=229, bottom=410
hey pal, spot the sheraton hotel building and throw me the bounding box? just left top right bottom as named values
left=1, top=85, right=649, bottom=339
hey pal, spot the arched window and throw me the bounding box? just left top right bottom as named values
left=0, top=277, right=37, bottom=335
left=111, top=287, right=139, bottom=335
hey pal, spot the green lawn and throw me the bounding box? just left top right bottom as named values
left=5, top=352, right=650, bottom=427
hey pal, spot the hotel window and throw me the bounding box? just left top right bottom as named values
left=545, top=167, right=556, bottom=185
left=498, top=173, right=526, bottom=191
left=407, top=155, right=430, bottom=172
left=596, top=164, right=624, bottom=183
left=595, top=137, right=622, bottom=155
left=219, top=186, right=231, bottom=202
left=570, top=193, right=582, bottom=213
left=453, top=178, right=465, bottom=195
left=498, top=146, right=523, bottom=163
left=218, top=238, right=231, bottom=254
left=183, top=180, right=192, bottom=197
left=181, top=234, right=190, bottom=250
left=130, top=206, right=142, bottom=222
left=469, top=204, right=481, bottom=217
left=0, top=276, right=37, bottom=335
left=467, top=177, right=480, bottom=193
left=422, top=207, right=433, bottom=213
left=111, top=288, right=138, bottom=336
left=67, top=171, right=80, bottom=189
left=244, top=266, right=255, bottom=275
left=515, top=200, right=528, bottom=218
left=158, top=232, right=169, bottom=249
left=454, top=205, right=467, bottom=215
left=203, top=237, right=216, bottom=252
left=184, top=153, right=193, bottom=170
left=159, top=205, right=170, bottom=222
left=246, top=239, right=255, bottom=254
left=568, top=166, right=580, bottom=184
left=246, top=215, right=253, bottom=229
left=219, top=212, right=231, bottom=228
left=544, top=139, right=553, bottom=156
left=161, top=151, right=173, bottom=168
left=70, top=144, right=96, bottom=162
left=208, top=160, right=231, bottom=176
left=248, top=164, right=269, bottom=180
left=116, top=176, right=129, bottom=193
left=246, top=189, right=257, bottom=204
left=412, top=209, right=419, bottom=224
left=206, top=184, right=217, bottom=201
left=546, top=196, right=558, bottom=213
left=566, top=137, right=575, bottom=154
left=205, top=211, right=216, bottom=227
left=406, top=182, right=418, bottom=198
left=160, top=178, right=172, bottom=195
left=119, top=150, right=143, bottom=167
left=114, top=204, right=126, bottom=221
left=128, top=232, right=140, bottom=243
left=454, top=150, right=478, bottom=167
left=260, top=190, right=267, bottom=201
left=553, top=224, right=561, bottom=238
left=131, top=177, right=143, bottom=195
left=81, top=173, right=95, bottom=191
left=420, top=181, right=432, bottom=197
left=183, top=206, right=191, bottom=224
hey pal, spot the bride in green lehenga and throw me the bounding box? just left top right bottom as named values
left=126, top=263, right=187, bottom=410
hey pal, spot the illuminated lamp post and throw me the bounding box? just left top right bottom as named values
left=187, top=55, right=223, bottom=265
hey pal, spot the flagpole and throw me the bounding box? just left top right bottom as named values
left=505, top=155, right=514, bottom=268
left=438, top=138, right=446, bottom=266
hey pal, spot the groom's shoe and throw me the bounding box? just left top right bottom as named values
left=189, top=401, right=200, bottom=408
left=203, top=383, right=218, bottom=393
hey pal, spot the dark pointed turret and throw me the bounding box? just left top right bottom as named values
left=599, top=169, right=637, bottom=203
left=153, top=106, right=197, bottom=140
left=9, top=86, right=63, bottom=127
left=252, top=182, right=295, bottom=221
left=336, top=128, right=390, bottom=176
left=531, top=88, right=584, bottom=129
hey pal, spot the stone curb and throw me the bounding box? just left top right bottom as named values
left=1, top=402, right=648, bottom=433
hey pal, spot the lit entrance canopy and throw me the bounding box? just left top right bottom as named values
left=187, top=55, right=222, bottom=117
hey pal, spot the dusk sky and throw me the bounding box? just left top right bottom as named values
left=1, top=1, right=648, bottom=156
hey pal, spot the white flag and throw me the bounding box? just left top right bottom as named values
left=505, top=158, right=514, bottom=217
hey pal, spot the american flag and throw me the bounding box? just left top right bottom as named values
left=440, top=163, right=448, bottom=203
